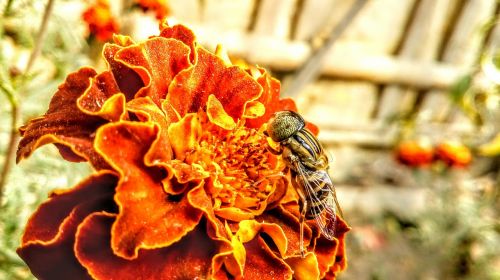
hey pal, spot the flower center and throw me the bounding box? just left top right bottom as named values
left=184, top=116, right=287, bottom=219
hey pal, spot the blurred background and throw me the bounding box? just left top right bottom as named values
left=0, top=0, right=499, bottom=279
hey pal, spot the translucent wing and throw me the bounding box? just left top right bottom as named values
left=293, top=161, right=338, bottom=240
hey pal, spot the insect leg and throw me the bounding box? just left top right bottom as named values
left=295, top=185, right=308, bottom=258
left=300, top=198, right=307, bottom=258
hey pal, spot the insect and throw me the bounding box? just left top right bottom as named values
left=264, top=110, right=344, bottom=257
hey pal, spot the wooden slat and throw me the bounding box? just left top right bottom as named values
left=253, top=0, right=298, bottom=38
left=419, top=0, right=498, bottom=123
left=168, top=0, right=202, bottom=24
left=201, top=0, right=254, bottom=31
left=335, top=185, right=426, bottom=217
left=316, top=121, right=476, bottom=146
left=192, top=25, right=465, bottom=89
left=294, top=0, right=345, bottom=41
left=298, top=80, right=377, bottom=127
left=377, top=0, right=458, bottom=119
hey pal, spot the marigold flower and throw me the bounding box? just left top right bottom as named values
left=82, top=0, right=119, bottom=42
left=16, top=23, right=349, bottom=279
left=395, top=140, right=434, bottom=167
left=435, top=141, right=472, bottom=168
left=136, top=0, right=170, bottom=20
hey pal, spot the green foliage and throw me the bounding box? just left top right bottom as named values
left=0, top=1, right=93, bottom=278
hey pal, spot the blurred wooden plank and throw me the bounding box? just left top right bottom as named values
left=316, top=120, right=475, bottom=147
left=296, top=0, right=415, bottom=129
left=377, top=0, right=458, bottom=119
left=336, top=185, right=426, bottom=217
left=201, top=0, right=254, bottom=31
left=320, top=54, right=462, bottom=89
left=193, top=25, right=465, bottom=89
left=168, top=0, right=202, bottom=24
left=298, top=80, right=377, bottom=126
left=294, top=0, right=343, bottom=41
left=331, top=0, right=416, bottom=55
left=253, top=0, right=298, bottom=38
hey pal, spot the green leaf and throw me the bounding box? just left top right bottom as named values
left=449, top=74, right=472, bottom=103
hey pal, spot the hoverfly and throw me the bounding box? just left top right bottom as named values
left=264, top=110, right=343, bottom=257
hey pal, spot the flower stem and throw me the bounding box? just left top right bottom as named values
left=2, top=0, right=14, bottom=16
left=25, top=0, right=55, bottom=74
left=0, top=0, right=55, bottom=203
left=0, top=83, right=19, bottom=203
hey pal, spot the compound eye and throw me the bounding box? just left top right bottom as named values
left=267, top=111, right=305, bottom=142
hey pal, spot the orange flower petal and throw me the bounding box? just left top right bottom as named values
left=112, top=34, right=135, bottom=47
left=126, top=97, right=173, bottom=163
left=167, top=113, right=201, bottom=161
left=94, top=122, right=202, bottom=259
left=313, top=216, right=350, bottom=278
left=306, top=122, right=320, bottom=136
left=246, top=70, right=281, bottom=128
left=207, top=94, right=237, bottom=130
left=256, top=207, right=312, bottom=257
left=17, top=67, right=109, bottom=169
left=21, top=171, right=117, bottom=245
left=187, top=185, right=244, bottom=278
left=285, top=253, right=320, bottom=280
left=242, top=237, right=293, bottom=279
left=75, top=213, right=218, bottom=279
left=159, top=23, right=196, bottom=63
left=103, top=43, right=144, bottom=99
left=243, top=101, right=266, bottom=119
left=237, top=220, right=287, bottom=257
left=77, top=71, right=126, bottom=122
left=114, top=37, right=191, bottom=105
left=163, top=160, right=209, bottom=194
left=166, top=47, right=261, bottom=121
left=17, top=172, right=117, bottom=279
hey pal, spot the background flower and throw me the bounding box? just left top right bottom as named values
left=82, top=0, right=120, bottom=42
left=394, top=139, right=434, bottom=168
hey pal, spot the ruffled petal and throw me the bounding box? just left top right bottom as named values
left=159, top=23, right=197, bottom=63
left=17, top=172, right=117, bottom=279
left=94, top=122, right=202, bottom=259
left=313, top=216, right=350, bottom=278
left=17, top=67, right=109, bottom=169
left=21, top=171, right=117, bottom=244
left=167, top=113, right=201, bottom=161
left=187, top=186, right=244, bottom=279
left=285, top=253, right=320, bottom=280
left=242, top=236, right=293, bottom=280
left=245, top=69, right=281, bottom=128
left=207, top=94, right=236, bottom=130
left=75, top=213, right=217, bottom=280
left=103, top=43, right=144, bottom=99
left=256, top=206, right=312, bottom=257
left=114, top=37, right=191, bottom=105
left=237, top=220, right=287, bottom=257
left=166, top=47, right=262, bottom=121
left=126, top=97, right=173, bottom=163
left=77, top=71, right=126, bottom=122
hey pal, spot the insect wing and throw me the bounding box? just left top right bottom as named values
left=294, top=162, right=337, bottom=240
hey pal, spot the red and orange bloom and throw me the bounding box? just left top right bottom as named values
left=395, top=139, right=434, bottom=167
left=82, top=0, right=119, bottom=42
left=16, top=23, right=349, bottom=279
left=136, top=0, right=170, bottom=20
left=435, top=141, right=472, bottom=168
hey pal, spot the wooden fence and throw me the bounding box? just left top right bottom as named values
left=164, top=0, right=499, bottom=213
